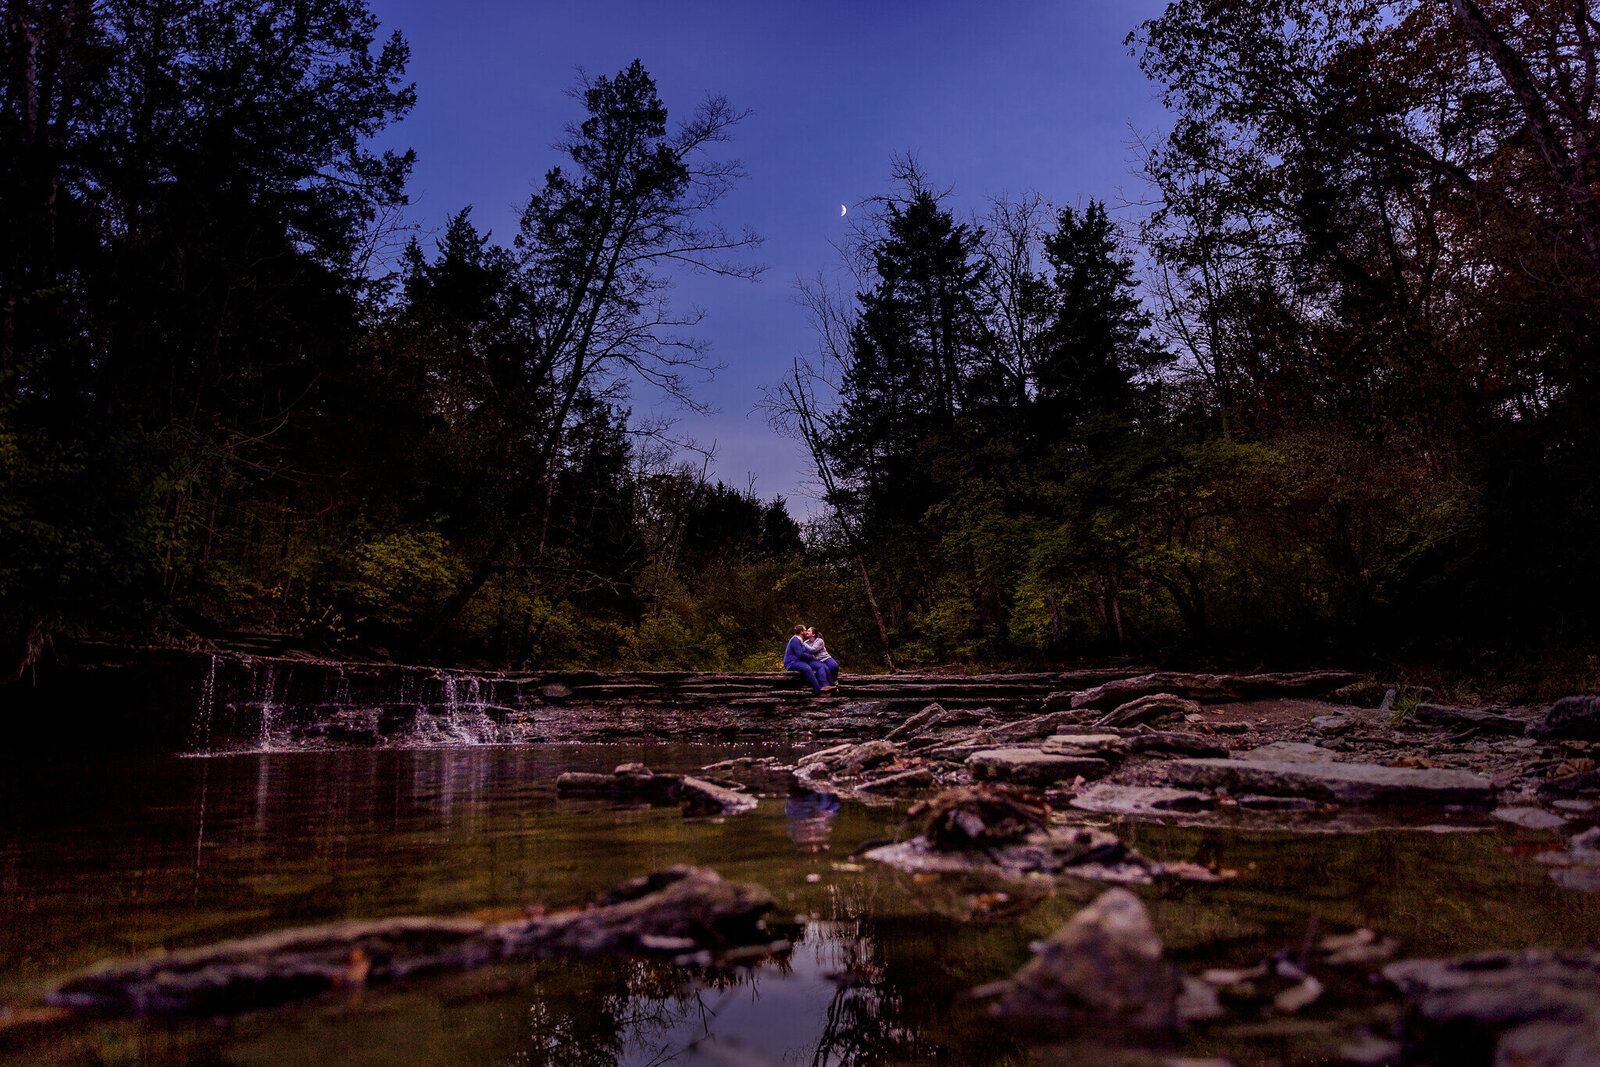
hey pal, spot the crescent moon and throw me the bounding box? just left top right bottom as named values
left=840, top=204, right=847, bottom=217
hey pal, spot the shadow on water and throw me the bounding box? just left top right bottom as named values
left=0, top=745, right=1596, bottom=1065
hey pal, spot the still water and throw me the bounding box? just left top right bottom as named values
left=1, top=746, right=1595, bottom=1065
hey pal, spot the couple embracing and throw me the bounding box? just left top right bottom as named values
left=783, top=624, right=841, bottom=694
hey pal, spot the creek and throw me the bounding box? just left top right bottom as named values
left=1, top=657, right=1597, bottom=1064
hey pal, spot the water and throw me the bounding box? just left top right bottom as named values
left=1, top=746, right=1596, bottom=1065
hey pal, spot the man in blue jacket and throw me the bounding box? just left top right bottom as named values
left=784, top=624, right=833, bottom=694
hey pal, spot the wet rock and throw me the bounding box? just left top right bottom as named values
left=1070, top=784, right=1217, bottom=817
left=797, top=740, right=901, bottom=777
left=697, top=757, right=796, bottom=794
left=866, top=827, right=1155, bottom=884
left=555, top=766, right=756, bottom=815
left=1319, top=928, right=1400, bottom=967
left=1490, top=806, right=1568, bottom=831
left=855, top=767, right=936, bottom=794
left=986, top=888, right=1182, bottom=1032
left=904, top=785, right=1049, bottom=849
left=45, top=866, right=775, bottom=1017
left=1095, top=693, right=1204, bottom=728
left=1166, top=758, right=1495, bottom=806
left=1070, top=670, right=1357, bottom=710
left=967, top=747, right=1111, bottom=786
left=985, top=710, right=1096, bottom=744
left=1237, top=741, right=1339, bottom=763
left=1538, top=695, right=1600, bottom=740
left=1382, top=949, right=1600, bottom=1066
left=1413, top=703, right=1539, bottom=735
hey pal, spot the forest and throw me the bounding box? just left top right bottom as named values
left=3, top=0, right=1599, bottom=683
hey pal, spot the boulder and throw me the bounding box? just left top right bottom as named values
left=1166, top=758, right=1495, bottom=806
left=988, top=887, right=1182, bottom=1032
left=1094, top=692, right=1204, bottom=727
left=967, top=748, right=1111, bottom=786
left=1538, top=695, right=1600, bottom=740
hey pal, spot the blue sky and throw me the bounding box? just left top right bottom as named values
left=365, top=0, right=1175, bottom=513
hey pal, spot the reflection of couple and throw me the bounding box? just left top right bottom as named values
left=783, top=624, right=841, bottom=694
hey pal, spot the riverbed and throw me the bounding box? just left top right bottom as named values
left=1, top=744, right=1595, bottom=1065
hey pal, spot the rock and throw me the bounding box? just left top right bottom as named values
left=45, top=866, right=775, bottom=1017
left=1338, top=1033, right=1405, bottom=1066
left=1166, top=758, right=1495, bottom=806
left=1236, top=794, right=1318, bottom=811
left=1311, top=714, right=1357, bottom=735
left=988, top=888, right=1182, bottom=1032
left=855, top=767, right=936, bottom=794
left=1236, top=741, right=1338, bottom=763
left=1070, top=784, right=1217, bottom=817
left=884, top=703, right=946, bottom=741
left=865, top=827, right=1154, bottom=883
left=1381, top=950, right=1600, bottom=1066
left=967, top=748, right=1111, bottom=786
left=1539, top=695, right=1600, bottom=740
left=1123, top=730, right=1231, bottom=759
left=1331, top=682, right=1435, bottom=709
left=556, top=767, right=756, bottom=815
left=1490, top=806, right=1568, bottom=831
left=1094, top=693, right=1204, bottom=727
left=985, top=710, right=1096, bottom=743
left=838, top=740, right=901, bottom=775
left=1070, top=670, right=1358, bottom=710
left=1413, top=703, right=1539, bottom=735
left=676, top=776, right=759, bottom=816
left=697, top=757, right=796, bottom=794
left=796, top=742, right=856, bottom=768
left=1538, top=769, right=1600, bottom=797
left=1039, top=733, right=1127, bottom=757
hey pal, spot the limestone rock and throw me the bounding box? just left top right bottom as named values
left=856, top=767, right=936, bottom=794
left=1039, top=733, right=1127, bottom=757
left=1094, top=693, right=1203, bottom=727
left=989, top=887, right=1182, bottom=1032
left=1413, top=703, right=1539, bottom=735
left=1237, top=741, right=1339, bottom=763
left=1070, top=670, right=1357, bottom=710
left=1123, top=730, right=1231, bottom=759
left=1166, top=758, right=1494, bottom=806
left=1490, top=806, right=1568, bottom=831
left=1069, top=784, right=1217, bottom=817
left=967, top=747, right=1111, bottom=786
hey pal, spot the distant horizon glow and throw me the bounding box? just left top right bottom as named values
left=365, top=0, right=1175, bottom=517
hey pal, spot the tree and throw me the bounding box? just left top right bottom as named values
left=417, top=60, right=761, bottom=645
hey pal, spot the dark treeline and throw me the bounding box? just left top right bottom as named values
left=775, top=0, right=1600, bottom=677
left=4, top=0, right=1599, bottom=679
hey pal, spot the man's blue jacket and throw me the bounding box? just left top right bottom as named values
left=783, top=635, right=814, bottom=670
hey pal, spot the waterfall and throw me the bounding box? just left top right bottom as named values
left=188, top=654, right=220, bottom=754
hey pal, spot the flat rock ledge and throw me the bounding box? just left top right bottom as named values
left=1166, top=758, right=1495, bottom=806
left=44, top=866, right=776, bottom=1018
left=966, top=747, right=1110, bottom=786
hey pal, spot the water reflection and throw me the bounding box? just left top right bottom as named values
left=785, top=789, right=841, bottom=853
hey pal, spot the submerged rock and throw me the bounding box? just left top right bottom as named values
left=1166, top=758, right=1494, bottom=806
left=1069, top=784, right=1217, bottom=817
left=45, top=866, right=776, bottom=1017
left=985, top=888, right=1182, bottom=1032
left=555, top=765, right=757, bottom=815
left=1490, top=806, right=1568, bottom=831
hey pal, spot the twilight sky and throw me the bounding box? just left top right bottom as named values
left=365, top=0, right=1175, bottom=513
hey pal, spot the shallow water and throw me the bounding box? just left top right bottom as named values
left=1, top=745, right=1596, bottom=1065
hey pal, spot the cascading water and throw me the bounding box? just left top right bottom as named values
left=189, top=654, right=220, bottom=754
left=256, top=665, right=281, bottom=751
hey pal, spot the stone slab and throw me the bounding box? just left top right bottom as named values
left=1166, top=758, right=1494, bottom=806
left=967, top=748, right=1111, bottom=786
